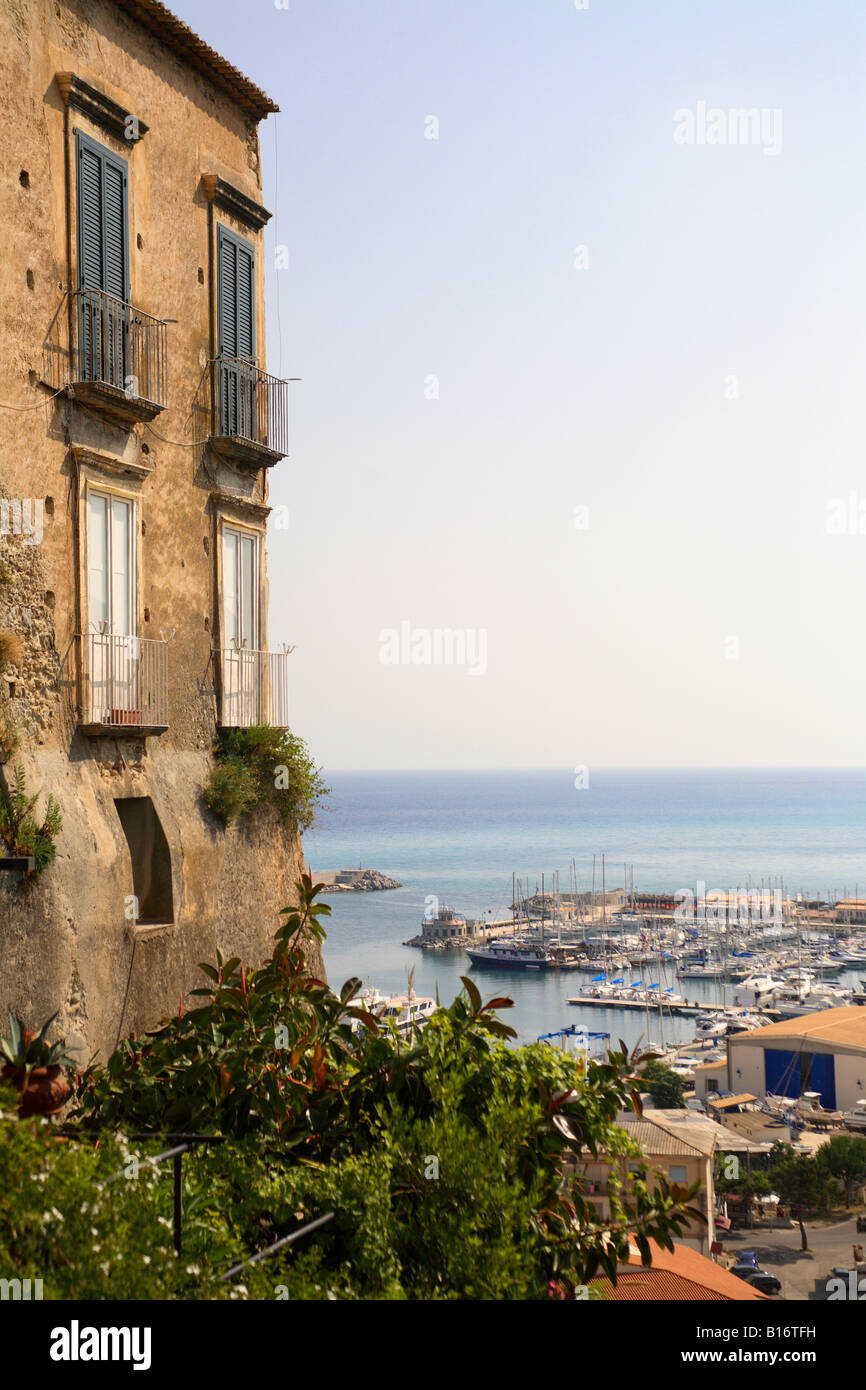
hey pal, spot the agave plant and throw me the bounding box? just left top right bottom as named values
left=1, top=1011, right=76, bottom=1073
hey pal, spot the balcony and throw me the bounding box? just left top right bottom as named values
left=217, top=647, right=290, bottom=729
left=78, top=632, right=169, bottom=735
left=70, top=289, right=168, bottom=426
left=208, top=356, right=290, bottom=470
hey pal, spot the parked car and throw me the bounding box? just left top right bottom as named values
left=738, top=1250, right=759, bottom=1268
left=730, top=1263, right=760, bottom=1280
left=744, top=1271, right=782, bottom=1295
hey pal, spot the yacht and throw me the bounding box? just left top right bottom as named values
left=353, top=985, right=436, bottom=1034
left=736, top=973, right=788, bottom=1007
left=465, top=940, right=555, bottom=970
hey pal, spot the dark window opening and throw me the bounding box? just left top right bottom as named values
left=114, top=796, right=173, bottom=925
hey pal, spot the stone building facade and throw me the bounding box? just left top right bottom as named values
left=0, top=0, right=320, bottom=1064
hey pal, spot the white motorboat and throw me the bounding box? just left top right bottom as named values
left=353, top=985, right=436, bottom=1034
left=736, top=973, right=788, bottom=1007
left=842, top=1099, right=866, bottom=1132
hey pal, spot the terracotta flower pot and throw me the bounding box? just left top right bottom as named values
left=1, top=1063, right=70, bottom=1118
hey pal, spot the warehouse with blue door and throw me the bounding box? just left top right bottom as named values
left=723, top=1008, right=866, bottom=1111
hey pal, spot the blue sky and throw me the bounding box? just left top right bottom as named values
left=174, top=0, right=866, bottom=769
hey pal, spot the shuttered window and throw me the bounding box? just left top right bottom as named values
left=75, top=132, right=129, bottom=300
left=75, top=132, right=129, bottom=386
left=216, top=226, right=256, bottom=437
left=217, top=225, right=255, bottom=360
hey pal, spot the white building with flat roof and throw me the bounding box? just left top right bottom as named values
left=709, top=1007, right=866, bottom=1112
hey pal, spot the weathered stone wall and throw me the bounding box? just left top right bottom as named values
left=0, top=0, right=320, bottom=1066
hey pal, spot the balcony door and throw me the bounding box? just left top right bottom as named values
left=216, top=225, right=256, bottom=440
left=221, top=526, right=260, bottom=725
left=87, top=490, right=139, bottom=724
left=76, top=131, right=130, bottom=389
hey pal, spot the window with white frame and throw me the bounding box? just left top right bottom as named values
left=85, top=488, right=141, bottom=724
left=220, top=524, right=260, bottom=726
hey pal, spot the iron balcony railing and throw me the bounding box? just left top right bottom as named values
left=72, top=288, right=168, bottom=408
left=79, top=632, right=169, bottom=730
left=212, top=356, right=290, bottom=458
left=218, top=646, right=290, bottom=728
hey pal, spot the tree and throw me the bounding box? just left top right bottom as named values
left=769, top=1144, right=822, bottom=1250
left=816, top=1134, right=866, bottom=1207
left=640, top=1058, right=686, bottom=1110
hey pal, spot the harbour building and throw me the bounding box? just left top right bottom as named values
left=693, top=1006, right=866, bottom=1112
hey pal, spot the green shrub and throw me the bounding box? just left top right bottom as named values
left=0, top=763, right=62, bottom=874
left=67, top=875, right=701, bottom=1297
left=203, top=724, right=328, bottom=831
left=639, top=1057, right=686, bottom=1109
left=202, top=758, right=258, bottom=826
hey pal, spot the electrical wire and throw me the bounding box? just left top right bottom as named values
left=273, top=113, right=284, bottom=379
left=0, top=384, right=67, bottom=411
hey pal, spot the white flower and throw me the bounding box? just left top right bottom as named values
left=157, top=1216, right=172, bottom=1230
left=80, top=1202, right=89, bottom=1215
left=50, top=1206, right=64, bottom=1222
left=142, top=1256, right=151, bottom=1265
left=185, top=1264, right=201, bottom=1275
left=99, top=1262, right=110, bottom=1276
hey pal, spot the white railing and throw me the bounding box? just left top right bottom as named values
left=80, top=632, right=169, bottom=730
left=219, top=647, right=290, bottom=728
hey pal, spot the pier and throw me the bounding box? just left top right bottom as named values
left=567, top=995, right=703, bottom=1017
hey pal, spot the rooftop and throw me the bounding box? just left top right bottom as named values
left=616, top=1110, right=718, bottom=1158
left=115, top=0, right=279, bottom=118
left=594, top=1239, right=767, bottom=1302
left=729, top=1005, right=866, bottom=1053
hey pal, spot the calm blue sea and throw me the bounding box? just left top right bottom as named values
left=304, top=770, right=866, bottom=1047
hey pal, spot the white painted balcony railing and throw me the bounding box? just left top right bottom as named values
left=218, top=647, right=290, bottom=729
left=79, top=632, right=169, bottom=731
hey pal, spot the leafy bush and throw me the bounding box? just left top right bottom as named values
left=0, top=763, right=62, bottom=874
left=640, top=1057, right=686, bottom=1109
left=203, top=725, right=328, bottom=831
left=201, top=759, right=258, bottom=827
left=1, top=1012, right=77, bottom=1070
left=67, top=875, right=701, bottom=1296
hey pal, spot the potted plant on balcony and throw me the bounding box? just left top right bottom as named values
left=1, top=1011, right=76, bottom=1118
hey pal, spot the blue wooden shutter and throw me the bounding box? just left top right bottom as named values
left=217, top=226, right=255, bottom=359
left=236, top=242, right=254, bottom=359
left=218, top=230, right=238, bottom=356
left=78, top=143, right=104, bottom=291
left=102, top=161, right=128, bottom=301
left=217, top=227, right=256, bottom=437
left=76, top=133, right=129, bottom=384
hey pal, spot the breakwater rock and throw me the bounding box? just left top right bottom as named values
left=317, top=868, right=402, bottom=893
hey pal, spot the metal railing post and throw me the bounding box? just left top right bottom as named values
left=174, top=1150, right=183, bottom=1257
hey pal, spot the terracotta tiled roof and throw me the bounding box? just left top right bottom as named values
left=114, top=0, right=279, bottom=118
left=595, top=1241, right=768, bottom=1302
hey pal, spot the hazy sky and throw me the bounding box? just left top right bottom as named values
left=174, top=0, right=866, bottom=770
